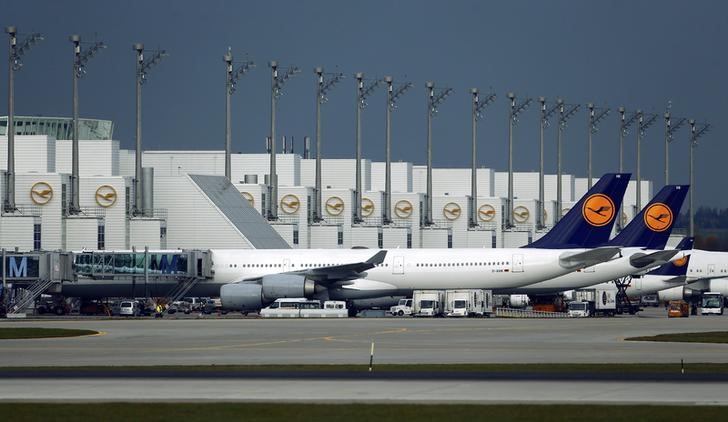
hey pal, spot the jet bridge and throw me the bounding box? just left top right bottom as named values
left=2, top=249, right=215, bottom=316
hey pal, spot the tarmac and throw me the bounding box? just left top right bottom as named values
left=2, top=308, right=728, bottom=404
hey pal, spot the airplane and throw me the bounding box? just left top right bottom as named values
left=496, top=184, right=689, bottom=298
left=613, top=237, right=695, bottom=298
left=219, top=173, right=630, bottom=311
left=657, top=246, right=728, bottom=302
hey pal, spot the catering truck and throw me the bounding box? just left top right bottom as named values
left=445, top=289, right=493, bottom=317
left=568, top=287, right=617, bottom=317
left=412, top=290, right=445, bottom=317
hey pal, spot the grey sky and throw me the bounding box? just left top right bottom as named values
left=3, top=0, right=727, bottom=207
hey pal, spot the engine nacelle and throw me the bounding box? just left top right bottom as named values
left=509, top=294, right=530, bottom=308
left=220, top=283, right=263, bottom=311
left=658, top=286, right=699, bottom=302
left=261, top=274, right=316, bottom=301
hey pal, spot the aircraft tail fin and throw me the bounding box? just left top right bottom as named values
left=608, top=185, right=689, bottom=249
left=646, top=237, right=693, bottom=277
left=525, top=173, right=630, bottom=249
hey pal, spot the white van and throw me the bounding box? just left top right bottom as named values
left=119, top=300, right=139, bottom=316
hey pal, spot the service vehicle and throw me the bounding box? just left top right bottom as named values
left=412, top=290, right=445, bottom=317
left=259, top=298, right=348, bottom=318
left=445, top=289, right=493, bottom=317
left=119, top=300, right=139, bottom=316
left=700, top=292, right=724, bottom=315
left=390, top=298, right=413, bottom=316
left=668, top=300, right=690, bottom=318
left=640, top=294, right=660, bottom=307
left=568, top=287, right=617, bottom=317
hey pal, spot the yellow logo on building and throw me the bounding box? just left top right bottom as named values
left=95, top=185, right=117, bottom=208
left=325, top=196, right=344, bottom=216
left=394, top=200, right=413, bottom=218
left=30, top=181, right=53, bottom=205
left=280, top=194, right=300, bottom=214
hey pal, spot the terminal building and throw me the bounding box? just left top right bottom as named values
left=0, top=115, right=655, bottom=252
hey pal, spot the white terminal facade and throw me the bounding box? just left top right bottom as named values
left=0, top=116, right=653, bottom=252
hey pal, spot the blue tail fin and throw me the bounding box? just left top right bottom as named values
left=647, top=237, right=693, bottom=276
left=524, top=173, right=630, bottom=249
left=607, top=185, right=688, bottom=249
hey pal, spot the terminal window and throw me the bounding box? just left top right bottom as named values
left=33, top=224, right=41, bottom=251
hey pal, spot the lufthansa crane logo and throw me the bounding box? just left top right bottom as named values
left=280, top=194, right=300, bottom=214
left=361, top=198, right=375, bottom=217
left=582, top=194, right=615, bottom=227
left=478, top=204, right=496, bottom=222
left=644, top=203, right=673, bottom=232
left=30, top=181, right=53, bottom=205
left=325, top=196, right=344, bottom=216
left=95, top=185, right=117, bottom=208
left=443, top=202, right=462, bottom=220
left=241, top=192, right=254, bottom=207
left=672, top=255, right=689, bottom=267
left=394, top=199, right=413, bottom=218
left=513, top=206, right=530, bottom=223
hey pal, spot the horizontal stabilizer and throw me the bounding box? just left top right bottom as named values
left=629, top=249, right=680, bottom=268
left=559, top=247, right=621, bottom=270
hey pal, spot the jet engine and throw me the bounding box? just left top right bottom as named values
left=220, top=274, right=318, bottom=311
left=658, top=286, right=699, bottom=302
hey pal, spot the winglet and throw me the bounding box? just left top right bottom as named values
left=525, top=173, right=630, bottom=249
left=608, top=185, right=689, bottom=249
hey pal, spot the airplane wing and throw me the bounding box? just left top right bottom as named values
left=629, top=249, right=681, bottom=269
left=559, top=247, right=621, bottom=270
left=240, top=250, right=387, bottom=285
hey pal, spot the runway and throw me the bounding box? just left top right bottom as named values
left=2, top=378, right=728, bottom=405
left=0, top=309, right=727, bottom=366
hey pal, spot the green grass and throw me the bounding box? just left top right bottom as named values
left=3, top=362, right=728, bottom=374
left=3, top=403, right=727, bottom=422
left=626, top=331, right=728, bottom=344
left=0, top=328, right=98, bottom=339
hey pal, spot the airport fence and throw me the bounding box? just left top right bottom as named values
left=495, top=307, right=568, bottom=318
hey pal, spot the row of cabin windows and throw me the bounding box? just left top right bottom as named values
left=228, top=263, right=391, bottom=268
left=416, top=261, right=510, bottom=267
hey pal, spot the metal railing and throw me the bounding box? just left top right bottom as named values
left=2, top=204, right=41, bottom=217
left=495, top=307, right=568, bottom=318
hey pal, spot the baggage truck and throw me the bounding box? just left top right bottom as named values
left=412, top=290, right=445, bottom=317
left=568, top=287, right=617, bottom=317
left=445, top=289, right=493, bottom=317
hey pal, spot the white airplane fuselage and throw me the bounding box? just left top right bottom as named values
left=212, top=247, right=606, bottom=295
left=494, top=248, right=686, bottom=295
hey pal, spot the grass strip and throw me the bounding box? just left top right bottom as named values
left=3, top=403, right=728, bottom=422
left=626, top=331, right=728, bottom=344
left=3, top=362, right=728, bottom=374
left=0, top=328, right=98, bottom=339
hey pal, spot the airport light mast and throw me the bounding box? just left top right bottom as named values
left=469, top=88, right=496, bottom=228
left=587, top=103, right=610, bottom=188
left=635, top=110, right=658, bottom=211
left=223, top=48, right=254, bottom=182
left=688, top=119, right=710, bottom=237
left=268, top=61, right=299, bottom=221
left=133, top=43, right=167, bottom=217
left=4, top=26, right=42, bottom=214
left=353, top=73, right=380, bottom=224
left=505, top=92, right=532, bottom=228
left=69, top=35, right=105, bottom=215
left=384, top=76, right=412, bottom=225
left=313, top=67, right=344, bottom=222
left=538, top=97, right=559, bottom=230
left=425, top=82, right=453, bottom=226
left=555, top=99, right=580, bottom=223
left=664, top=111, right=686, bottom=185
left=616, top=107, right=638, bottom=231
